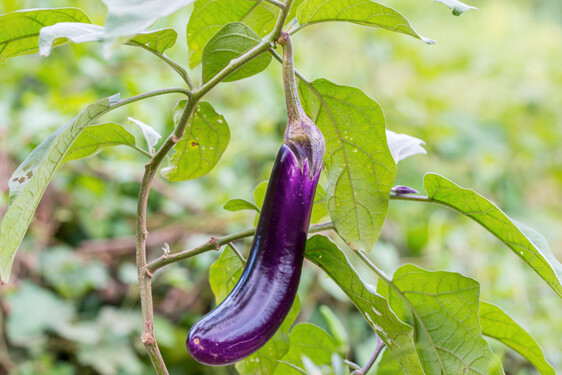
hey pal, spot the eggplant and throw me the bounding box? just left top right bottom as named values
left=187, top=32, right=325, bottom=366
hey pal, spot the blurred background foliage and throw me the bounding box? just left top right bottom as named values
left=0, top=0, right=561, bottom=374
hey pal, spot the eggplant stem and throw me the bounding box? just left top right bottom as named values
left=278, top=32, right=306, bottom=123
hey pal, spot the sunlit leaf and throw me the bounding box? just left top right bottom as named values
left=296, top=0, right=435, bottom=44
left=39, top=23, right=177, bottom=57
left=0, top=8, right=90, bottom=63
left=377, top=264, right=504, bottom=375
left=63, top=122, right=139, bottom=163
left=423, top=173, right=562, bottom=298
left=299, top=79, right=397, bottom=251
left=100, top=0, right=192, bottom=56
left=0, top=94, right=120, bottom=282
left=479, top=301, right=555, bottom=375
left=201, top=22, right=272, bottom=83
left=223, top=198, right=260, bottom=212
left=161, top=101, right=230, bottom=181
left=186, top=0, right=278, bottom=68
left=305, top=235, right=424, bottom=374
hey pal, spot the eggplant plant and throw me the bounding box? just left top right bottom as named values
left=0, top=0, right=560, bottom=374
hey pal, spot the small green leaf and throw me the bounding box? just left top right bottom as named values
left=128, top=117, right=161, bottom=154
left=319, top=305, right=348, bottom=356
left=305, top=235, right=424, bottom=374
left=161, top=101, right=230, bottom=181
left=63, top=122, right=138, bottom=163
left=254, top=181, right=269, bottom=209
left=479, top=301, right=555, bottom=375
left=432, top=0, right=478, bottom=16
left=39, top=23, right=177, bottom=57
left=0, top=94, right=120, bottom=282
left=423, top=173, right=562, bottom=298
left=201, top=22, right=272, bottom=83
left=209, top=246, right=301, bottom=374
left=223, top=198, right=260, bottom=212
left=0, top=8, right=91, bottom=63
left=274, top=323, right=337, bottom=375
left=100, top=0, right=192, bottom=56
left=377, top=264, right=504, bottom=375
left=296, top=0, right=435, bottom=44
left=299, top=79, right=397, bottom=251
left=186, top=0, right=278, bottom=68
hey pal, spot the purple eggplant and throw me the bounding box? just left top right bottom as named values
left=187, top=32, right=325, bottom=366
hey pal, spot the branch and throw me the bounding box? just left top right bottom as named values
left=351, top=334, right=385, bottom=375
left=147, top=221, right=334, bottom=274
left=128, top=41, right=196, bottom=90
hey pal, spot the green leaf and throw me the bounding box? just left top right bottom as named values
left=296, top=0, right=435, bottom=44
left=479, top=301, right=555, bottom=375
left=201, top=22, right=272, bottom=83
left=305, top=235, right=424, bottom=374
left=223, top=198, right=260, bottom=212
left=62, top=122, right=138, bottom=163
left=186, top=0, right=279, bottom=68
left=209, top=246, right=301, bottom=374
left=0, top=94, right=120, bottom=282
left=254, top=180, right=269, bottom=209
left=38, top=23, right=177, bottom=57
left=319, top=305, right=349, bottom=355
left=100, top=0, right=192, bottom=56
left=423, top=173, right=562, bottom=298
left=161, top=101, right=230, bottom=181
left=310, top=184, right=329, bottom=224
left=274, top=323, right=338, bottom=375
left=299, top=79, right=397, bottom=251
left=0, top=8, right=91, bottom=63
left=432, top=0, right=478, bottom=16
left=377, top=264, right=504, bottom=375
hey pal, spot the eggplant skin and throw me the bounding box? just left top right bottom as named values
left=187, top=144, right=320, bottom=366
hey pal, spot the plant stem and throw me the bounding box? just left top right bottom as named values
left=351, top=335, right=385, bottom=375
left=134, top=2, right=297, bottom=373
left=129, top=41, right=196, bottom=90
left=147, top=221, right=334, bottom=274
left=265, top=0, right=286, bottom=8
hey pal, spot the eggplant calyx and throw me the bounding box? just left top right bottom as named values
left=278, top=31, right=325, bottom=178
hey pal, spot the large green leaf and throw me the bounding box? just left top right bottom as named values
left=0, top=8, right=90, bottom=63
left=161, top=101, right=230, bottom=181
left=479, top=301, right=555, bottom=375
left=186, top=0, right=278, bottom=68
left=274, top=323, right=338, bottom=375
left=305, top=235, right=424, bottom=374
left=201, top=22, right=272, bottom=83
left=0, top=94, right=120, bottom=282
left=299, top=79, right=397, bottom=251
left=100, top=0, right=192, bottom=55
left=62, top=122, right=138, bottom=163
left=296, top=0, right=434, bottom=44
left=39, top=23, right=177, bottom=57
left=377, top=264, right=504, bottom=375
left=423, top=173, right=562, bottom=298
left=209, top=246, right=301, bottom=374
